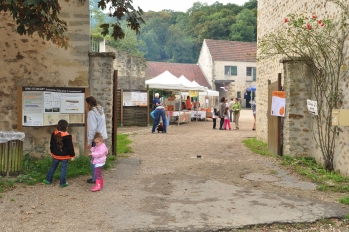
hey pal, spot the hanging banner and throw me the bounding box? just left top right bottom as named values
left=307, top=99, right=318, bottom=115
left=271, top=91, right=286, bottom=117
left=189, top=90, right=198, bottom=97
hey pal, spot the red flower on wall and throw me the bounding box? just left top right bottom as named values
left=318, top=20, right=322, bottom=24
left=306, top=24, right=312, bottom=30
left=284, top=18, right=289, bottom=23
left=312, top=15, right=317, bottom=19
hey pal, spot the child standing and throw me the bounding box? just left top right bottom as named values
left=232, top=98, right=242, bottom=130
left=43, top=119, right=75, bottom=188
left=90, top=132, right=108, bottom=192
left=212, top=108, right=217, bottom=129
left=223, top=107, right=231, bottom=130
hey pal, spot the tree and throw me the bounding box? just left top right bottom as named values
left=258, top=0, right=349, bottom=171
left=0, top=0, right=68, bottom=48
left=0, top=0, right=144, bottom=49
left=106, top=25, right=146, bottom=57
left=230, top=9, right=256, bottom=42
left=165, top=25, right=196, bottom=63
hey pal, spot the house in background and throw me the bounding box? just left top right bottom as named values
left=198, top=39, right=257, bottom=108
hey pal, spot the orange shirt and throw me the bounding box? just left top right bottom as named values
left=186, top=99, right=191, bottom=109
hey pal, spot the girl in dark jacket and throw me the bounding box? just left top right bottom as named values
left=43, top=119, right=75, bottom=188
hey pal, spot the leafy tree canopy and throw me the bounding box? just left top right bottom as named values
left=90, top=0, right=257, bottom=63
left=0, top=0, right=144, bottom=49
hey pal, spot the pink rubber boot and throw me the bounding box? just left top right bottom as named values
left=91, top=180, right=102, bottom=192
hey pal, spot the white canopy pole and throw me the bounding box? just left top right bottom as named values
left=178, top=88, right=181, bottom=126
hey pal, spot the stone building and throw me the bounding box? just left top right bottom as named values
left=0, top=1, right=90, bottom=157
left=257, top=0, right=349, bottom=175
left=198, top=39, right=257, bottom=107
left=0, top=1, right=146, bottom=157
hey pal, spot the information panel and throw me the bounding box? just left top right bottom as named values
left=271, top=91, right=286, bottom=117
left=123, top=91, right=147, bottom=106
left=22, top=87, right=85, bottom=126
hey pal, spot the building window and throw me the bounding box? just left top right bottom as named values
left=246, top=67, right=252, bottom=76
left=246, top=67, right=257, bottom=81
left=253, top=67, right=257, bottom=81
left=225, top=66, right=237, bottom=76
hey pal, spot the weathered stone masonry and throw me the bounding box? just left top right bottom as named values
left=1, top=0, right=89, bottom=157
left=258, top=0, right=349, bottom=175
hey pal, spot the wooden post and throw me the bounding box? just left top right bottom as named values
left=84, top=88, right=90, bottom=156
left=113, top=70, right=118, bottom=155
left=120, top=89, right=124, bottom=126
left=17, top=87, right=23, bottom=132
left=147, top=85, right=149, bottom=126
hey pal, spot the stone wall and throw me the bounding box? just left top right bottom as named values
left=106, top=47, right=147, bottom=90
left=88, top=52, right=115, bottom=151
left=281, top=59, right=312, bottom=157
left=258, top=0, right=349, bottom=175
left=0, top=0, right=89, bottom=157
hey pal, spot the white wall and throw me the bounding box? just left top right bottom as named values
left=198, top=40, right=214, bottom=89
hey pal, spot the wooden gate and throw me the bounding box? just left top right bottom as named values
left=268, top=74, right=282, bottom=155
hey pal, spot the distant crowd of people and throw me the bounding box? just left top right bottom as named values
left=211, top=97, right=256, bottom=131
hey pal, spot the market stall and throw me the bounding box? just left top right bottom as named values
left=145, top=71, right=206, bottom=126
left=198, top=88, right=219, bottom=119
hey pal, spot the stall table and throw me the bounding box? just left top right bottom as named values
left=190, top=111, right=206, bottom=121
left=167, top=111, right=191, bottom=124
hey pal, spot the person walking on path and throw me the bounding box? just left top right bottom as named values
left=89, top=132, right=108, bottom=192
left=232, top=98, right=241, bottom=130
left=152, top=105, right=167, bottom=133
left=212, top=108, right=218, bottom=129
left=218, top=97, right=226, bottom=130
left=43, top=119, right=75, bottom=188
left=251, top=99, right=256, bottom=131
left=229, top=98, right=234, bottom=122
left=85, top=96, right=108, bottom=184
left=223, top=107, right=231, bottom=130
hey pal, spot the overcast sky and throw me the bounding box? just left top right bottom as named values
left=132, top=0, right=249, bottom=13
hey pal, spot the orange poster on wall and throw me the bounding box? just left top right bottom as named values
left=271, top=91, right=286, bottom=117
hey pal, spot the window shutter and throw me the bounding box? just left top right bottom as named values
left=231, top=66, right=237, bottom=76
left=246, top=67, right=252, bottom=76
left=253, top=67, right=257, bottom=81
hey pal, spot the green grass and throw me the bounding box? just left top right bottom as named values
left=117, top=134, right=133, bottom=154
left=0, top=134, right=133, bottom=192
left=242, top=138, right=275, bottom=156
left=339, top=196, right=349, bottom=205
left=243, top=138, right=349, bottom=195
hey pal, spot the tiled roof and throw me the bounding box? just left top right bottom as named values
left=205, top=39, right=256, bottom=62
left=146, top=62, right=210, bottom=88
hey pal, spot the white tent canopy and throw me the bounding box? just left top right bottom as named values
left=199, top=87, right=219, bottom=96
left=145, top=71, right=183, bottom=89
left=179, top=75, right=207, bottom=91
left=145, top=71, right=207, bottom=91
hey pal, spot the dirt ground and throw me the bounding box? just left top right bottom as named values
left=0, top=109, right=349, bottom=231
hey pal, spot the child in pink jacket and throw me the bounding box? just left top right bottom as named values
left=89, top=132, right=108, bottom=192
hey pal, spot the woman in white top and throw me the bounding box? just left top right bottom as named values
left=85, top=96, right=108, bottom=184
